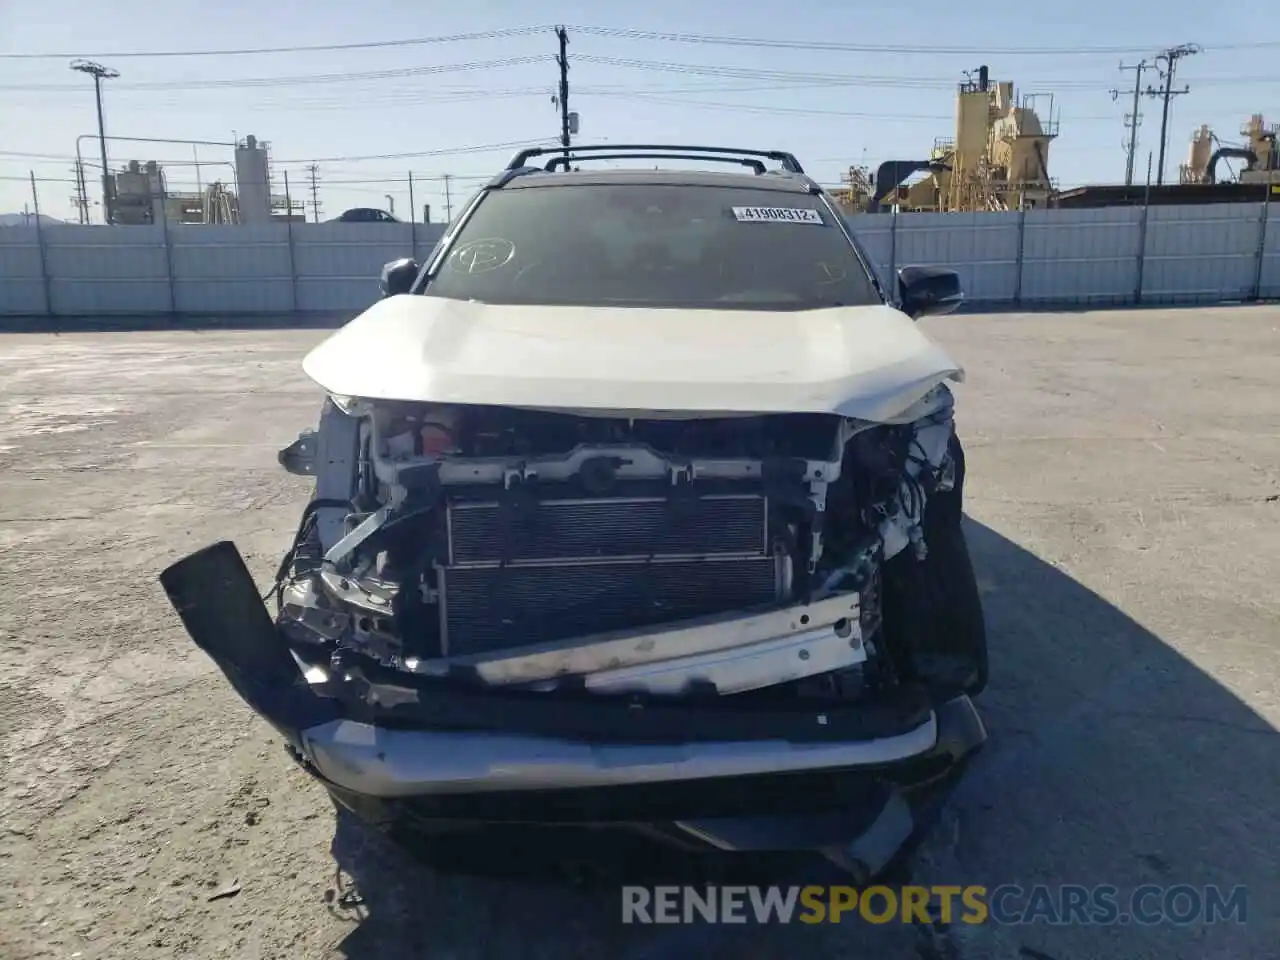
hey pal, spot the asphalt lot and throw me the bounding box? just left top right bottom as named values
left=1, top=305, right=1278, bottom=959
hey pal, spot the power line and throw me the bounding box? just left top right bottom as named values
left=0, top=62, right=1262, bottom=96
left=0, top=81, right=789, bottom=107
left=6, top=140, right=562, bottom=171
left=0, top=56, right=554, bottom=92
left=272, top=138, right=559, bottom=165
left=6, top=24, right=1278, bottom=61
left=566, top=25, right=1280, bottom=56
left=2, top=155, right=504, bottom=184
left=569, top=55, right=1253, bottom=91
left=272, top=174, right=494, bottom=185
left=0, top=26, right=554, bottom=60
left=0, top=150, right=87, bottom=160
left=578, top=89, right=1124, bottom=122
left=6, top=78, right=1261, bottom=127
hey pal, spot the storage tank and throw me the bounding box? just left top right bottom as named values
left=234, top=135, right=272, bottom=224
left=1182, top=124, right=1213, bottom=183
left=954, top=86, right=991, bottom=166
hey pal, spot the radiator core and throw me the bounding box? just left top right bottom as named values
left=439, top=557, right=780, bottom=656
left=438, top=492, right=780, bottom=656
left=446, top=494, right=768, bottom=566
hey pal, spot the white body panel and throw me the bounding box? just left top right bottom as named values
left=303, top=295, right=964, bottom=422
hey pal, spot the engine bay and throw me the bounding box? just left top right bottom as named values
left=274, top=388, right=959, bottom=699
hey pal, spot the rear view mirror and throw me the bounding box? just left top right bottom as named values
left=379, top=258, right=419, bottom=298
left=897, top=265, right=963, bottom=319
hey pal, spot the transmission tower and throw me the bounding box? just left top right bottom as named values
left=305, top=163, right=322, bottom=223
left=1143, top=43, right=1201, bottom=186
left=70, top=161, right=90, bottom=224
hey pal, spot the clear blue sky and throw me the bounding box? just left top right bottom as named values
left=1, top=0, right=1274, bottom=221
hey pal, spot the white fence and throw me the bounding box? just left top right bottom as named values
left=0, top=221, right=448, bottom=317
left=1, top=202, right=1277, bottom=319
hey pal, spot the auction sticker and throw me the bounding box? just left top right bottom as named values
left=731, top=206, right=824, bottom=224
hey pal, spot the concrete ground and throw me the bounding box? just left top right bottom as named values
left=1, top=306, right=1277, bottom=960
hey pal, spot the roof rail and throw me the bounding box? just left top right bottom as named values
left=543, top=152, right=768, bottom=174
left=505, top=143, right=806, bottom=174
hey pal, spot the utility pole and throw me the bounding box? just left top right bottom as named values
left=554, top=26, right=571, bottom=160
left=442, top=174, right=453, bottom=222
left=70, top=59, right=119, bottom=224
left=1110, top=60, right=1149, bottom=187
left=1143, top=43, right=1200, bottom=186
left=305, top=163, right=322, bottom=222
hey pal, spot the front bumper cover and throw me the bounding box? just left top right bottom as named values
left=161, top=540, right=986, bottom=877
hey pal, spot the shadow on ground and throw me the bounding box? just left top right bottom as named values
left=321, top=517, right=1279, bottom=959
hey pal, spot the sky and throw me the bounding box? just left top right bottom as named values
left=0, top=0, right=1275, bottom=222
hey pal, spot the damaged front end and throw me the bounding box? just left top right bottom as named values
left=162, top=384, right=986, bottom=879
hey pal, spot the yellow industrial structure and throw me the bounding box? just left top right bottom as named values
left=1179, top=115, right=1279, bottom=185
left=829, top=165, right=875, bottom=211
left=832, top=66, right=1059, bottom=214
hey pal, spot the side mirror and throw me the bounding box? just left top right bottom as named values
left=897, top=265, right=963, bottom=320
left=379, top=257, right=419, bottom=298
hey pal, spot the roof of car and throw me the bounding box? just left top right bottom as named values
left=497, top=167, right=817, bottom=194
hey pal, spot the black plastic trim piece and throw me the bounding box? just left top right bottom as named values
left=506, top=143, right=806, bottom=174
left=158, top=541, right=340, bottom=743
left=543, top=152, right=767, bottom=174
left=328, top=648, right=934, bottom=746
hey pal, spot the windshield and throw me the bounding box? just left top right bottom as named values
left=423, top=183, right=881, bottom=311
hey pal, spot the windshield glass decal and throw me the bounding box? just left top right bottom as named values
left=731, top=206, right=824, bottom=224
left=447, top=238, right=516, bottom=274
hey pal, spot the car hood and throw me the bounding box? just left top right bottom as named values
left=302, top=295, right=964, bottom=422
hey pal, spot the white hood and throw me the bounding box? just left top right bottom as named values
left=303, top=295, right=964, bottom=422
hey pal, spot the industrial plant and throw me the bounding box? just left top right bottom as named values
left=51, top=64, right=1277, bottom=225
left=830, top=66, right=1277, bottom=214
left=1180, top=114, right=1279, bottom=186
left=76, top=135, right=305, bottom=225
left=1054, top=114, right=1278, bottom=208
left=832, top=66, right=1059, bottom=214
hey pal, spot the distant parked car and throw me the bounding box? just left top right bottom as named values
left=333, top=207, right=400, bottom=223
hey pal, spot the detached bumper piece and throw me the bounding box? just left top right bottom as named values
left=158, top=540, right=340, bottom=749
left=160, top=541, right=986, bottom=880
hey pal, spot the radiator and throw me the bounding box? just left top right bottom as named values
left=439, top=558, right=781, bottom=656
left=446, top=494, right=768, bottom=565
left=438, top=493, right=781, bottom=656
